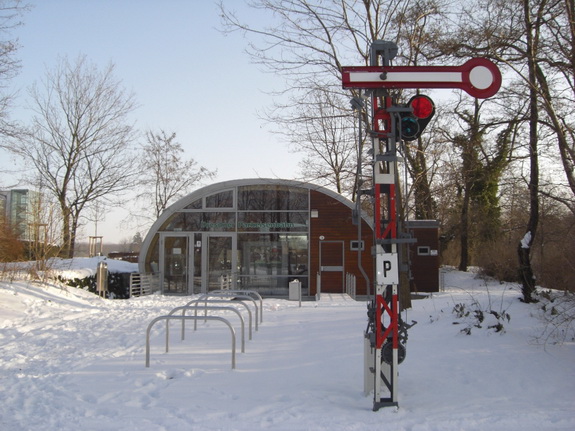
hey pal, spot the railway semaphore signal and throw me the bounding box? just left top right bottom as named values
left=342, top=41, right=501, bottom=411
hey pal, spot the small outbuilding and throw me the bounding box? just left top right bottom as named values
left=406, top=220, right=440, bottom=293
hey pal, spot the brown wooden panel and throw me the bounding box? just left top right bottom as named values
left=409, top=224, right=440, bottom=292
left=309, top=190, right=374, bottom=296
left=320, top=271, right=344, bottom=293
left=320, top=241, right=343, bottom=266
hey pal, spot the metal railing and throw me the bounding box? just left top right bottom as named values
left=145, top=314, right=237, bottom=369
left=345, top=273, right=357, bottom=299
left=129, top=272, right=158, bottom=297
left=219, top=274, right=233, bottom=290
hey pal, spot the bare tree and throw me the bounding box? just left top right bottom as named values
left=439, top=97, right=514, bottom=271
left=8, top=55, right=139, bottom=258
left=219, top=0, right=448, bottom=201
left=507, top=0, right=575, bottom=299
left=138, top=129, right=216, bottom=219
left=0, top=0, right=28, bottom=138
left=221, top=1, right=453, bottom=311
left=533, top=0, right=575, bottom=214
left=436, top=0, right=549, bottom=301
left=515, top=0, right=542, bottom=303
left=276, top=87, right=358, bottom=195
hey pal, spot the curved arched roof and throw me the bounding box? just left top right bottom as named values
left=139, top=178, right=372, bottom=267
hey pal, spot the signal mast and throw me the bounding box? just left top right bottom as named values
left=342, top=40, right=501, bottom=410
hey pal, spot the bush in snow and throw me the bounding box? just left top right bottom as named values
left=535, top=289, right=575, bottom=344
left=57, top=272, right=132, bottom=299
left=451, top=278, right=512, bottom=335
left=452, top=301, right=511, bottom=335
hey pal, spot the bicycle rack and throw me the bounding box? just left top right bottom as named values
left=167, top=304, right=246, bottom=353
left=145, top=314, right=236, bottom=369
left=183, top=298, right=253, bottom=340
left=199, top=293, right=261, bottom=327
left=210, top=289, right=263, bottom=322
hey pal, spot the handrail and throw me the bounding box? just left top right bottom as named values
left=219, top=273, right=233, bottom=290
left=167, top=305, right=246, bottom=353
left=346, top=273, right=357, bottom=298
left=211, top=289, right=264, bottom=322
left=145, top=314, right=236, bottom=369
left=129, top=272, right=158, bottom=297
left=184, top=298, right=253, bottom=339
left=199, top=293, right=260, bottom=328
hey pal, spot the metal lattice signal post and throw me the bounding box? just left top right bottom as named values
left=342, top=40, right=501, bottom=411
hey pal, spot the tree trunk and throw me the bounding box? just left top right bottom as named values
left=59, top=199, right=72, bottom=258
left=459, top=189, right=470, bottom=271
left=518, top=234, right=536, bottom=302
left=412, top=146, right=435, bottom=220
left=517, top=0, right=540, bottom=303
left=68, top=216, right=79, bottom=258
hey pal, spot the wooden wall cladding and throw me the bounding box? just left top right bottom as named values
left=309, top=190, right=373, bottom=295
left=408, top=224, right=440, bottom=292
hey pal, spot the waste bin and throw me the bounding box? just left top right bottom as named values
left=289, top=279, right=302, bottom=306
left=96, top=261, right=108, bottom=297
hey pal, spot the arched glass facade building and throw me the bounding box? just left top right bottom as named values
left=139, top=179, right=374, bottom=296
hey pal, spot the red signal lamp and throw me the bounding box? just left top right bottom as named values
left=400, top=95, right=435, bottom=141
left=410, top=95, right=434, bottom=118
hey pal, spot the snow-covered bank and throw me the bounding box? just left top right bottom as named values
left=0, top=269, right=573, bottom=430
left=1, top=256, right=138, bottom=281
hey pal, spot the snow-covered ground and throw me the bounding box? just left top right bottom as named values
left=1, top=256, right=138, bottom=280
left=0, top=263, right=573, bottom=430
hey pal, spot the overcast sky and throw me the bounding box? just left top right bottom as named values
left=2, top=0, right=303, bottom=242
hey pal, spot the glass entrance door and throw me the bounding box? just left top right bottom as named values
left=162, top=235, right=189, bottom=294
left=206, top=234, right=235, bottom=291
left=160, top=233, right=236, bottom=294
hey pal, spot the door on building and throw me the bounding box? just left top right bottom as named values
left=319, top=240, right=344, bottom=293
left=160, top=233, right=236, bottom=295
left=205, top=234, right=236, bottom=291
left=161, top=234, right=190, bottom=294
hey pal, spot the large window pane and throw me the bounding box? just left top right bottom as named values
left=237, top=233, right=308, bottom=294
left=238, top=185, right=308, bottom=210
left=207, top=236, right=232, bottom=291
left=184, top=198, right=202, bottom=209
left=205, top=190, right=234, bottom=208
left=161, top=212, right=202, bottom=231
left=144, top=234, right=160, bottom=274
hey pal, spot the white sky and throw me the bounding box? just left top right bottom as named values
left=1, top=0, right=303, bottom=242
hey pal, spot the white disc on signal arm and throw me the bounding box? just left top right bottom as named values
left=469, top=65, right=493, bottom=89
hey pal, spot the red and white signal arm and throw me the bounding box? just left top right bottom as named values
left=342, top=58, right=501, bottom=99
